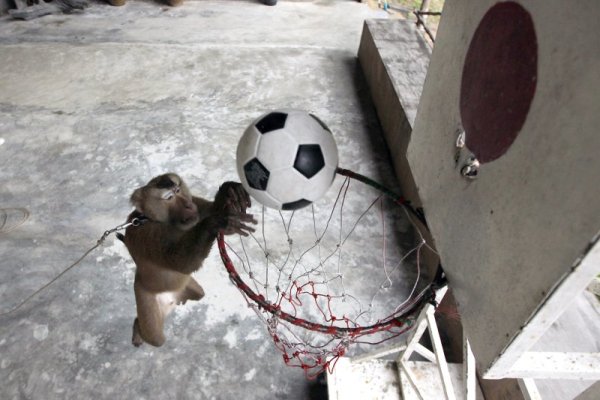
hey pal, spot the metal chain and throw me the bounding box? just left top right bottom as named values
left=97, top=217, right=144, bottom=245
left=0, top=218, right=143, bottom=317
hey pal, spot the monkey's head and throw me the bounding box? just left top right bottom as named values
left=130, top=173, right=199, bottom=231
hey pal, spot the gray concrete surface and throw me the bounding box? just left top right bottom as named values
left=0, top=1, right=427, bottom=399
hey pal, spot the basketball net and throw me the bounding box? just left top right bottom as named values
left=218, top=168, right=442, bottom=379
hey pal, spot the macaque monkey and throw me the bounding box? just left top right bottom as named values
left=119, top=173, right=256, bottom=347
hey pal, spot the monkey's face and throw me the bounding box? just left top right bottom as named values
left=131, top=174, right=199, bottom=231
left=163, top=183, right=199, bottom=231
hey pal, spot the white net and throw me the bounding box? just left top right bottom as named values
left=218, top=169, right=438, bottom=378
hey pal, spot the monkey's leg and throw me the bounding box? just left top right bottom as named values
left=177, top=277, right=205, bottom=305
left=134, top=281, right=166, bottom=347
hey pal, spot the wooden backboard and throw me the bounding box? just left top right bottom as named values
left=407, top=0, right=600, bottom=377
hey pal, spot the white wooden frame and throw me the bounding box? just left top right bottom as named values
left=330, top=286, right=477, bottom=400
left=397, top=286, right=476, bottom=400
left=484, top=237, right=600, bottom=381
left=400, top=286, right=455, bottom=400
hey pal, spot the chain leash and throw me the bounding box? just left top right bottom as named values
left=97, top=217, right=145, bottom=245
left=0, top=218, right=146, bottom=317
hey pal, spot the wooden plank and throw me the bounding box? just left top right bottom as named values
left=508, top=352, right=600, bottom=380
left=350, top=343, right=406, bottom=364
left=427, top=311, right=457, bottom=400
left=415, top=342, right=436, bottom=363
left=486, top=237, right=600, bottom=378
left=463, top=339, right=476, bottom=400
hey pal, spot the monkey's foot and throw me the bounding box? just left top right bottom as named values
left=178, top=285, right=205, bottom=305
left=132, top=318, right=144, bottom=347
left=192, top=284, right=205, bottom=301
left=178, top=278, right=205, bottom=305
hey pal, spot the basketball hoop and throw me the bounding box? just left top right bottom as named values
left=218, top=168, right=443, bottom=378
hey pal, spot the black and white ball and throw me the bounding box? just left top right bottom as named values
left=237, top=109, right=339, bottom=210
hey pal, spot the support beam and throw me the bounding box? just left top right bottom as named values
left=463, top=338, right=476, bottom=400
left=509, top=352, right=600, bottom=380
left=485, top=238, right=600, bottom=378
left=427, top=310, right=457, bottom=400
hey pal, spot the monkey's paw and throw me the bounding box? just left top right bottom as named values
left=214, top=212, right=257, bottom=237
left=216, top=181, right=252, bottom=214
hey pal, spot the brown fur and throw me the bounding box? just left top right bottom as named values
left=121, top=173, right=255, bottom=347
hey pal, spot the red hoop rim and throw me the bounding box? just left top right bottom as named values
left=217, top=168, right=437, bottom=337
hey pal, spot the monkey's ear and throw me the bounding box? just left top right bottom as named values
left=130, top=188, right=145, bottom=213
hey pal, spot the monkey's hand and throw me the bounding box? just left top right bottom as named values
left=214, top=181, right=252, bottom=215
left=211, top=182, right=256, bottom=236
left=218, top=212, right=257, bottom=237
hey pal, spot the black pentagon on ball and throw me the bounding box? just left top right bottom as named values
left=255, top=112, right=288, bottom=134
left=282, top=199, right=312, bottom=211
left=244, top=158, right=270, bottom=190
left=294, top=144, right=325, bottom=179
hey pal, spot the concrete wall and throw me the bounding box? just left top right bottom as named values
left=357, top=19, right=431, bottom=210
left=357, top=19, right=441, bottom=281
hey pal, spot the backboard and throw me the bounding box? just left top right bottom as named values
left=406, top=0, right=600, bottom=378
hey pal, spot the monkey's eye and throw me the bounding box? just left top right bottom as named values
left=174, top=186, right=181, bottom=194
left=162, top=191, right=175, bottom=200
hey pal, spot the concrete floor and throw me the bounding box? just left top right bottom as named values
left=0, top=1, right=425, bottom=399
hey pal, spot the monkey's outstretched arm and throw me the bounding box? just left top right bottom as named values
left=171, top=183, right=256, bottom=273
left=171, top=212, right=255, bottom=274
left=192, top=182, right=251, bottom=220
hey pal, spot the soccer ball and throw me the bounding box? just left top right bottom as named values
left=237, top=109, right=339, bottom=210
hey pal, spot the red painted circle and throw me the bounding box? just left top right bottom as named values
left=460, top=2, right=537, bottom=164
